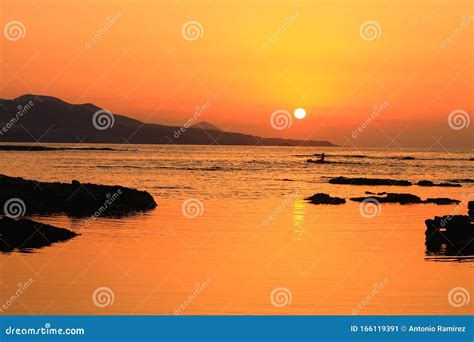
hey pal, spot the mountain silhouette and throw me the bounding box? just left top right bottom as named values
left=0, top=95, right=336, bottom=146
left=192, top=121, right=224, bottom=132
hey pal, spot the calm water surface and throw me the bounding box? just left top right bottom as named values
left=1, top=144, right=473, bottom=314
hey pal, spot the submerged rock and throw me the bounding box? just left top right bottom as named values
left=0, top=217, right=78, bottom=252
left=350, top=193, right=422, bottom=204
left=328, top=177, right=412, bottom=186
left=351, top=193, right=461, bottom=205
left=417, top=180, right=461, bottom=187
left=425, top=198, right=461, bottom=205
left=306, top=193, right=346, bottom=205
left=0, top=174, right=157, bottom=217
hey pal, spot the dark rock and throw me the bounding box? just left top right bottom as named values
left=0, top=145, right=118, bottom=151
left=329, top=177, right=412, bottom=186
left=448, top=179, right=474, bottom=184
left=0, top=174, right=157, bottom=217
left=350, top=193, right=422, bottom=204
left=425, top=198, right=461, bottom=205
left=352, top=193, right=461, bottom=205
left=425, top=215, right=474, bottom=256
left=417, top=180, right=434, bottom=186
left=0, top=217, right=78, bottom=252
left=417, top=180, right=461, bottom=187
left=305, top=193, right=346, bottom=205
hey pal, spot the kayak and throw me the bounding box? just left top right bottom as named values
left=307, top=159, right=330, bottom=164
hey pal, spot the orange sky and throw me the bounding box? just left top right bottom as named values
left=1, top=0, right=473, bottom=148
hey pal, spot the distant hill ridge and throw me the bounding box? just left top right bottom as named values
left=192, top=121, right=223, bottom=132
left=0, top=94, right=336, bottom=147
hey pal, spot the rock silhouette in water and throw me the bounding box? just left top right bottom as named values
left=0, top=217, right=78, bottom=253
left=350, top=193, right=422, bottom=204
left=417, top=180, right=461, bottom=187
left=351, top=193, right=460, bottom=205
left=0, top=174, right=157, bottom=217
left=328, top=177, right=412, bottom=186
left=424, top=201, right=474, bottom=256
left=306, top=193, right=346, bottom=204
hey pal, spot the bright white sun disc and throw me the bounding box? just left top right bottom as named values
left=294, top=108, right=306, bottom=119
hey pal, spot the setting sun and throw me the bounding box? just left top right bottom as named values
left=294, top=108, right=306, bottom=120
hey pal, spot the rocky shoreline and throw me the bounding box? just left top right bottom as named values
left=0, top=174, right=157, bottom=217
left=0, top=217, right=78, bottom=253
left=0, top=174, right=158, bottom=252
